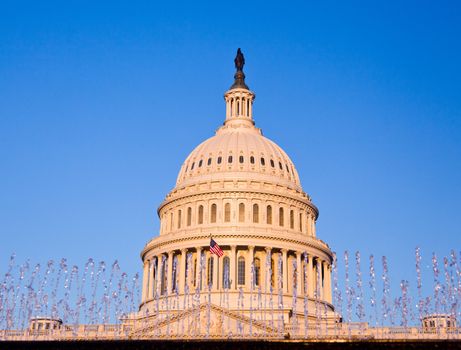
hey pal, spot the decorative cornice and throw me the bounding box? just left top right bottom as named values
left=141, top=231, right=332, bottom=262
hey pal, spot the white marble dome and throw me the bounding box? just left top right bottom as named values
left=175, top=124, right=302, bottom=191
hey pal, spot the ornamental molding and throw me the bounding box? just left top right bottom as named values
left=141, top=231, right=332, bottom=262
left=158, top=188, right=319, bottom=218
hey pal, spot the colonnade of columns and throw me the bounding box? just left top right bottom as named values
left=225, top=92, right=253, bottom=119
left=141, top=245, right=332, bottom=304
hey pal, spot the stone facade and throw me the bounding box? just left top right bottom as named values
left=135, top=55, right=337, bottom=336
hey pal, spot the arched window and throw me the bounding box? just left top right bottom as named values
left=250, top=156, right=255, bottom=164
left=172, top=255, right=178, bottom=292
left=161, top=257, right=167, bottom=295
left=228, top=155, right=233, bottom=163
left=187, top=207, right=192, bottom=226
left=254, top=258, right=261, bottom=287
left=247, top=99, right=250, bottom=116
left=253, top=204, right=259, bottom=223
left=239, top=203, right=245, bottom=222
left=224, top=203, right=231, bottom=222
left=260, top=157, right=265, bottom=166
left=270, top=159, right=275, bottom=167
left=238, top=256, right=245, bottom=285
left=207, top=257, right=214, bottom=288
left=192, top=258, right=197, bottom=287
left=210, top=203, right=217, bottom=223
left=290, top=210, right=294, bottom=229
left=271, top=258, right=275, bottom=287
left=177, top=210, right=182, bottom=229
left=191, top=162, right=195, bottom=170
left=279, top=162, right=283, bottom=170
left=198, top=159, right=203, bottom=167
left=198, top=205, right=204, bottom=224
left=230, top=99, right=234, bottom=115
left=266, top=205, right=272, bottom=224
left=223, top=256, right=230, bottom=289
left=239, top=155, right=244, bottom=164
left=237, top=100, right=240, bottom=115
left=299, top=213, right=303, bottom=232
left=217, top=156, right=222, bottom=164
left=207, top=158, right=212, bottom=166
left=279, top=208, right=284, bottom=226
left=170, top=212, right=174, bottom=230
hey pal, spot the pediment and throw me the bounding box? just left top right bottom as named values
left=130, top=303, right=280, bottom=338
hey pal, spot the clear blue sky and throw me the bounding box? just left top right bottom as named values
left=1, top=1, right=460, bottom=303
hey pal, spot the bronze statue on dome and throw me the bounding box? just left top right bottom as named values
left=234, top=48, right=245, bottom=72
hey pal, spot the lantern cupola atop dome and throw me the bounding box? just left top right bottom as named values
left=224, top=48, right=255, bottom=128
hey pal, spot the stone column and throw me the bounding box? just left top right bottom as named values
left=282, top=249, right=288, bottom=294
left=230, top=245, right=236, bottom=290
left=264, top=247, right=271, bottom=293
left=148, top=259, right=155, bottom=300
left=213, top=254, right=219, bottom=291
left=179, top=248, right=187, bottom=294
left=324, top=262, right=332, bottom=303
left=246, top=246, right=254, bottom=290
left=296, top=251, right=302, bottom=297
left=141, top=259, right=149, bottom=302
left=157, top=254, right=164, bottom=295
left=167, top=251, right=174, bottom=295
left=195, top=247, right=202, bottom=290
left=308, top=254, right=314, bottom=298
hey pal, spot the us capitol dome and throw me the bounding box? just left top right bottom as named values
left=135, top=49, right=337, bottom=336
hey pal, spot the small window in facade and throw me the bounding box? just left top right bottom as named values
left=217, top=156, right=222, bottom=164
left=170, top=213, right=174, bottom=230
left=178, top=210, right=182, bottom=229
left=286, top=164, right=290, bottom=172
left=279, top=208, right=284, bottom=226
left=239, top=203, right=245, bottom=222
left=228, top=155, right=233, bottom=164
left=161, top=259, right=167, bottom=295
left=260, top=157, right=265, bottom=166
left=290, top=210, right=294, bottom=229
left=238, top=257, right=245, bottom=285
left=239, top=155, right=244, bottom=164
left=172, top=255, right=178, bottom=292
left=191, top=162, right=195, bottom=170
left=271, top=258, right=275, bottom=287
left=223, top=256, right=230, bottom=289
left=266, top=205, right=272, bottom=224
left=247, top=99, right=250, bottom=116
left=207, top=158, right=212, bottom=166
left=253, top=204, right=259, bottom=223
left=250, top=156, right=255, bottom=164
left=198, top=205, right=204, bottom=224
left=254, top=258, right=261, bottom=286
left=198, top=159, right=203, bottom=167
left=299, top=213, right=303, bottom=232
left=224, top=203, right=231, bottom=222
left=207, top=257, right=214, bottom=287
left=270, top=159, right=275, bottom=167
left=187, top=207, right=192, bottom=226
left=210, top=204, right=217, bottom=223
left=279, top=162, right=283, bottom=170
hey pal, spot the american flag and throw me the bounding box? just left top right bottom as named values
left=210, top=238, right=224, bottom=257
